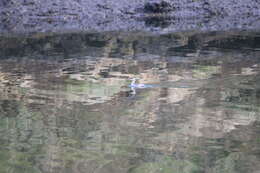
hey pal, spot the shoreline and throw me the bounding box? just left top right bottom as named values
left=1, top=0, right=260, bottom=34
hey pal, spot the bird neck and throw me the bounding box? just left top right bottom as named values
left=131, top=78, right=137, bottom=85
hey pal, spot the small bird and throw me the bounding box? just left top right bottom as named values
left=129, top=78, right=155, bottom=96
left=129, top=78, right=154, bottom=89
left=130, top=78, right=146, bottom=88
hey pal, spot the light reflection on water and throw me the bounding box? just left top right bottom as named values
left=0, top=31, right=260, bottom=173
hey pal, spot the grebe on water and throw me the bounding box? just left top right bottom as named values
left=130, top=78, right=146, bottom=88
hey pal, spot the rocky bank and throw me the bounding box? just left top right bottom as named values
left=0, top=0, right=260, bottom=34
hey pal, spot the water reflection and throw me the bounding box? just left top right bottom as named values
left=0, top=31, right=260, bottom=173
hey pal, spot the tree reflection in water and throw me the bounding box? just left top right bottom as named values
left=0, top=31, right=259, bottom=173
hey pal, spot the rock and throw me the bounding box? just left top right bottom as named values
left=144, top=16, right=171, bottom=28
left=144, top=1, right=173, bottom=13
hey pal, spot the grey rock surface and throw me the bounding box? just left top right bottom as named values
left=0, top=0, right=260, bottom=34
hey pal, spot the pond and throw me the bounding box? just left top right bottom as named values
left=0, top=31, right=260, bottom=173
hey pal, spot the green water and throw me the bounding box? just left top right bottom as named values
left=0, top=31, right=260, bottom=173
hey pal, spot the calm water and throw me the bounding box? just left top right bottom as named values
left=0, top=31, right=260, bottom=173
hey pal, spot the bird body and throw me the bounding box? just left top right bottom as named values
left=129, top=78, right=153, bottom=89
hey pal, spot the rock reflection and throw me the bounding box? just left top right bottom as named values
left=0, top=31, right=259, bottom=173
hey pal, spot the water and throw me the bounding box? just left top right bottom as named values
left=0, top=31, right=260, bottom=173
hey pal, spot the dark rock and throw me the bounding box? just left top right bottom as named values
left=144, top=1, right=173, bottom=13
left=144, top=16, right=172, bottom=28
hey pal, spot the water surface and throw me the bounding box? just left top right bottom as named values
left=0, top=31, right=260, bottom=173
